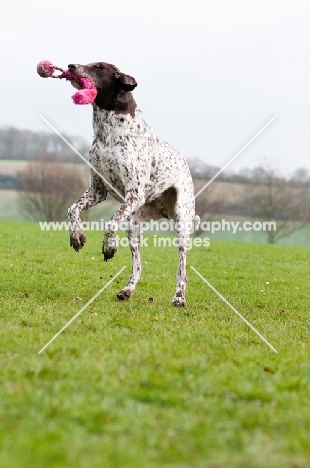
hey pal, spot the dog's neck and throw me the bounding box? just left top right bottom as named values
left=93, top=89, right=137, bottom=118
left=92, top=103, right=141, bottom=137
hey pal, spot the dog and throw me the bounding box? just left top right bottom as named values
left=67, top=61, right=199, bottom=306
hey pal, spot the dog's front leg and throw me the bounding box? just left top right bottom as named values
left=68, top=184, right=106, bottom=252
left=103, top=190, right=145, bottom=261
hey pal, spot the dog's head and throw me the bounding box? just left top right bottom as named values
left=67, top=62, right=138, bottom=116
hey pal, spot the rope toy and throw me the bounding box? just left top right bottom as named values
left=37, top=60, right=97, bottom=105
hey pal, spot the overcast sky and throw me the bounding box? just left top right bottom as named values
left=2, top=0, right=310, bottom=175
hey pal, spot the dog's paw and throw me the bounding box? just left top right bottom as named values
left=103, top=248, right=118, bottom=262
left=117, top=288, right=133, bottom=301
left=70, top=233, right=86, bottom=252
left=102, top=235, right=118, bottom=261
left=102, top=243, right=118, bottom=261
left=172, top=295, right=187, bottom=307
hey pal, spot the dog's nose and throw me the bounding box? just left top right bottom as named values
left=68, top=64, right=77, bottom=69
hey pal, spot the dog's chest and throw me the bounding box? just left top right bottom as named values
left=89, top=109, right=154, bottom=189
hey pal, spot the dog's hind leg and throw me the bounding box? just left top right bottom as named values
left=172, top=190, right=195, bottom=307
left=116, top=214, right=142, bottom=300
left=116, top=204, right=161, bottom=301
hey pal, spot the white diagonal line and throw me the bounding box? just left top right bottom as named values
left=39, top=114, right=125, bottom=202
left=194, top=115, right=277, bottom=199
left=190, top=266, right=278, bottom=353
left=38, top=266, right=127, bottom=354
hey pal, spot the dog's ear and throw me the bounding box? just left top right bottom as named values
left=115, top=72, right=137, bottom=92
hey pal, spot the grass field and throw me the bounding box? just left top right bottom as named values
left=1, top=220, right=310, bottom=467
left=1, top=188, right=310, bottom=247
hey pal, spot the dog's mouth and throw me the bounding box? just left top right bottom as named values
left=37, top=60, right=98, bottom=105
left=63, top=70, right=98, bottom=105
left=65, top=70, right=86, bottom=90
left=70, top=78, right=82, bottom=90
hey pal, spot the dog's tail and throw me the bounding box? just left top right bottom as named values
left=194, top=214, right=200, bottom=231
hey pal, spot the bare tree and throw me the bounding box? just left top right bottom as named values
left=292, top=167, right=309, bottom=183
left=246, top=167, right=310, bottom=244
left=194, top=182, right=227, bottom=219
left=16, top=154, right=87, bottom=221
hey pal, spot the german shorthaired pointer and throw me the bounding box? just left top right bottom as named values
left=67, top=61, right=199, bottom=306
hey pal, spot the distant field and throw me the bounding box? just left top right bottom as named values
left=1, top=160, right=310, bottom=247
left=0, top=159, right=88, bottom=177
left=2, top=160, right=228, bottom=198
left=0, top=189, right=120, bottom=223
left=0, top=159, right=29, bottom=175
left=0, top=190, right=24, bottom=220
left=205, top=216, right=310, bottom=247
left=195, top=179, right=248, bottom=203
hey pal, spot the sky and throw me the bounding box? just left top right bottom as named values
left=2, top=0, right=310, bottom=175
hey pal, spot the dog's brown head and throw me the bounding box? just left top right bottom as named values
left=67, top=62, right=138, bottom=117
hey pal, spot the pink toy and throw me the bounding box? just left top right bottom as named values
left=64, top=70, right=98, bottom=105
left=37, top=60, right=65, bottom=78
left=37, top=60, right=98, bottom=105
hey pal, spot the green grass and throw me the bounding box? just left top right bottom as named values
left=1, top=220, right=310, bottom=468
